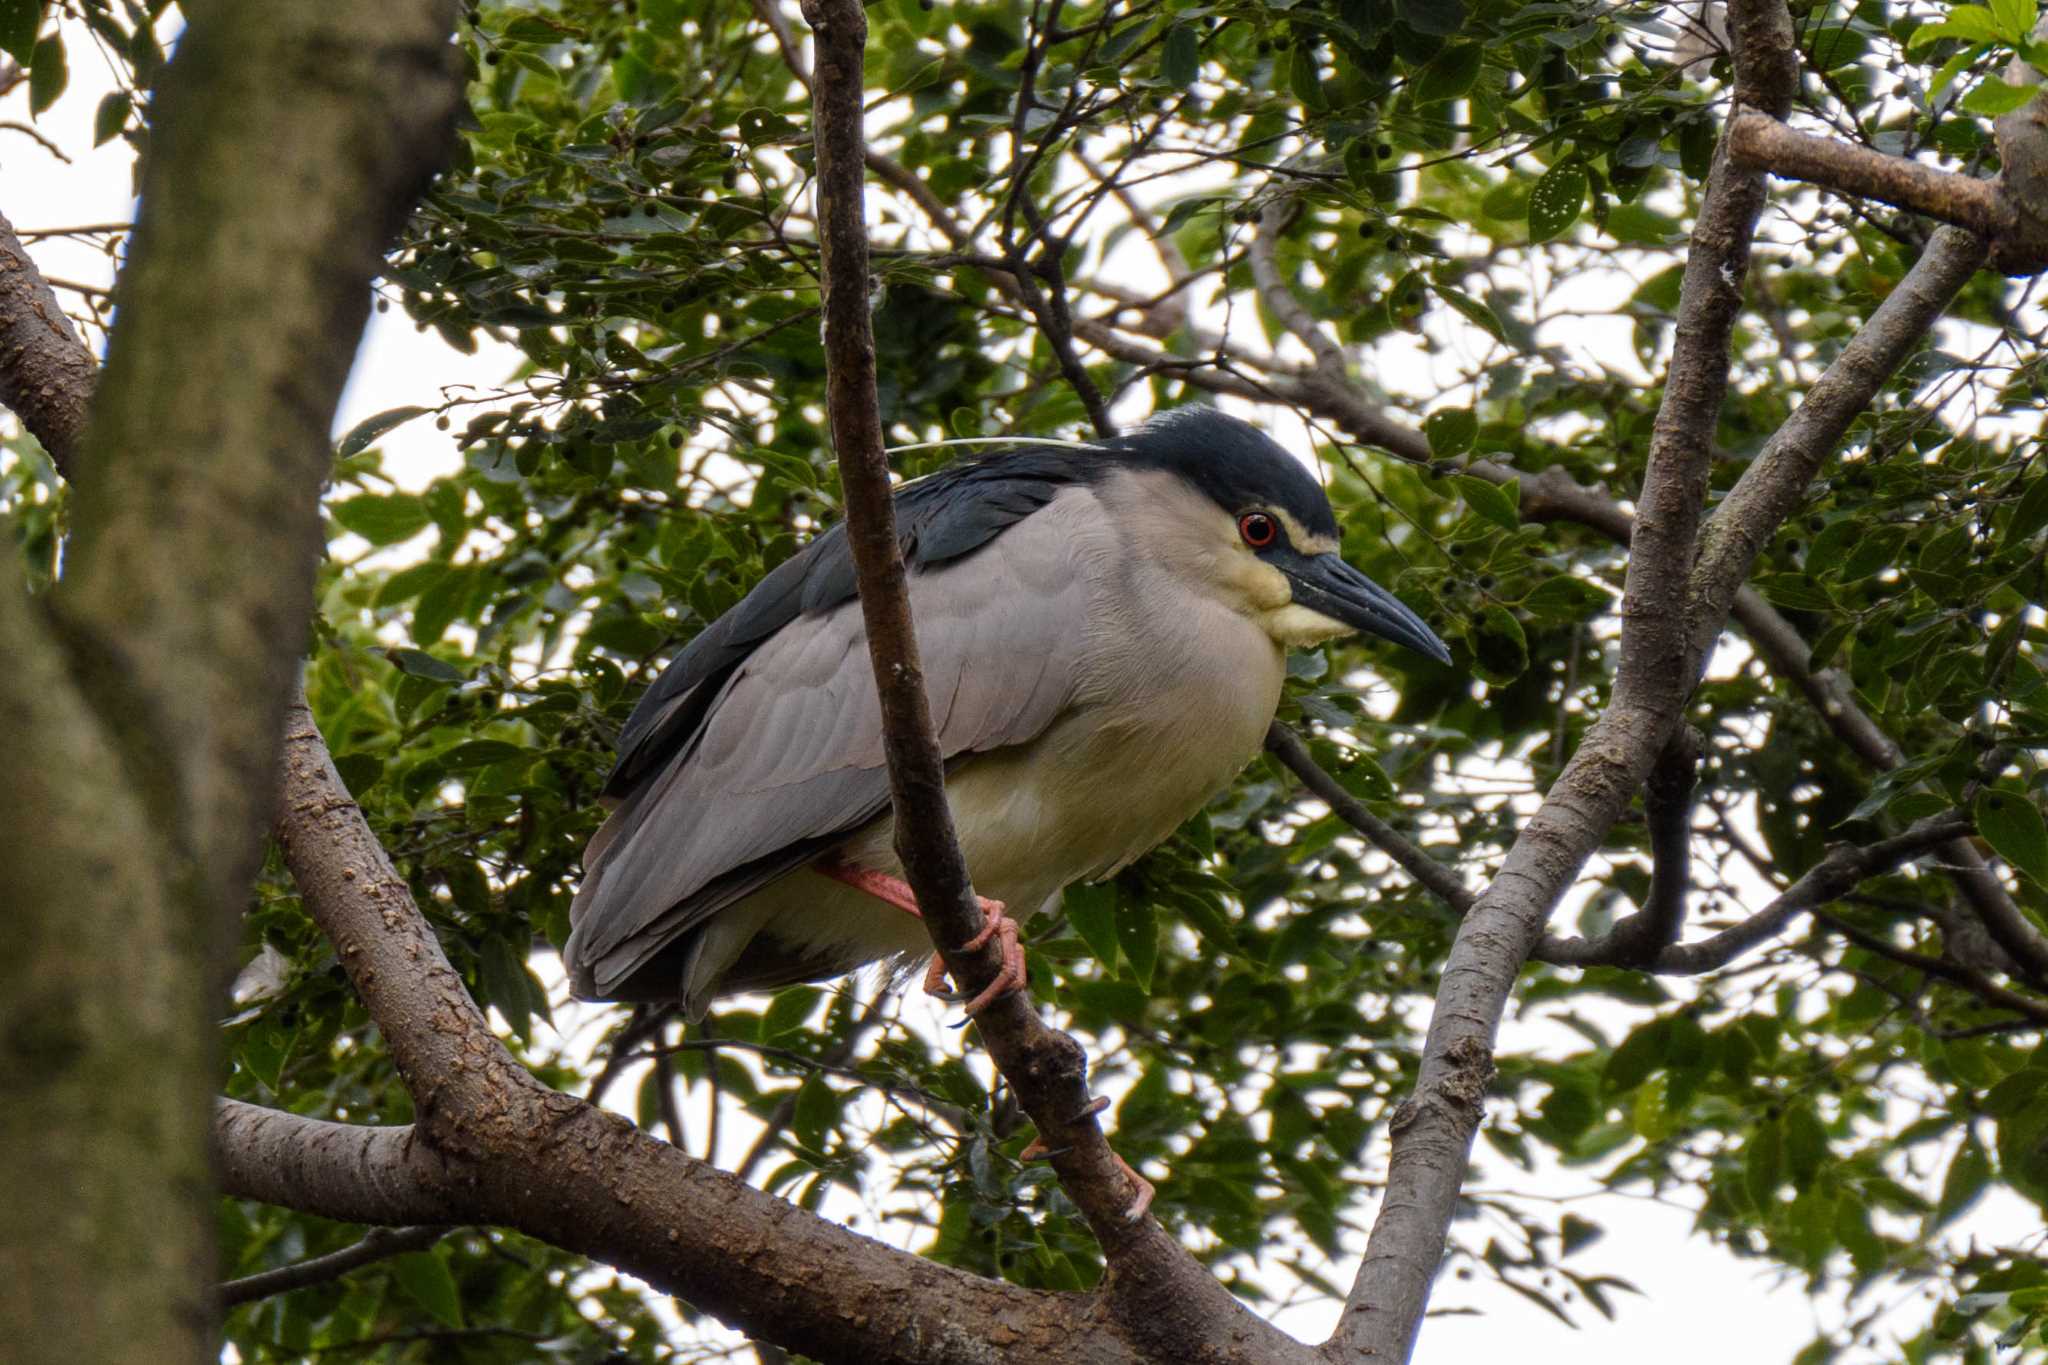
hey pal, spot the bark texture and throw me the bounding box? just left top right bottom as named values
left=0, top=4, right=465, bottom=1362
left=0, top=211, right=92, bottom=480
left=798, top=3, right=1311, bottom=1358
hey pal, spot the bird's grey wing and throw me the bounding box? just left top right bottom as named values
left=566, top=495, right=1094, bottom=997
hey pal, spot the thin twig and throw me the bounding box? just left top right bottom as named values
left=218, top=1225, right=452, bottom=1308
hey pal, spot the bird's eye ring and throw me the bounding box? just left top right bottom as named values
left=1238, top=512, right=1278, bottom=548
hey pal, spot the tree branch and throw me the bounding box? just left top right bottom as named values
left=1726, top=110, right=2048, bottom=273
left=0, top=209, right=93, bottom=479
left=1815, top=910, right=2048, bottom=1025
left=219, top=1225, right=453, bottom=1308
left=796, top=5, right=1306, bottom=1358
left=269, top=688, right=1170, bottom=1364
left=1537, top=728, right=1703, bottom=968
left=1250, top=200, right=1351, bottom=378
left=2, top=7, right=467, bottom=1361
left=1330, top=4, right=1796, bottom=1355
left=1265, top=722, right=1474, bottom=913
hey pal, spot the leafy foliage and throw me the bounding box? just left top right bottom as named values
left=16, top=0, right=2048, bottom=1360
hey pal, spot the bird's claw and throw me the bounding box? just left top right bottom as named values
left=1017, top=1097, right=1155, bottom=1221
left=923, top=899, right=1027, bottom=1017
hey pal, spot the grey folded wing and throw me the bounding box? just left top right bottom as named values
left=565, top=492, right=1095, bottom=999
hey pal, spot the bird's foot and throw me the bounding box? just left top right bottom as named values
left=1019, top=1096, right=1156, bottom=1221
left=812, top=860, right=1024, bottom=1015
left=922, top=902, right=1027, bottom=1016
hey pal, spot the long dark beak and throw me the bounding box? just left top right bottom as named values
left=1283, top=552, right=1450, bottom=664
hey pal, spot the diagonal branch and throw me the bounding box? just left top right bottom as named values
left=1329, top=3, right=1798, bottom=1357
left=796, top=4, right=1308, bottom=1359
left=0, top=210, right=94, bottom=480
left=266, top=688, right=1156, bottom=1364
left=218, top=1225, right=452, bottom=1308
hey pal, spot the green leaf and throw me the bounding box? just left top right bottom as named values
left=1337, top=751, right=1395, bottom=802
left=236, top=1015, right=295, bottom=1092
left=1962, top=76, right=2038, bottom=115
left=1678, top=119, right=1715, bottom=181
left=1450, top=474, right=1519, bottom=530
left=1931, top=45, right=1987, bottom=100
left=1424, top=407, right=1478, bottom=456
left=411, top=565, right=471, bottom=644
left=1160, top=884, right=1238, bottom=958
left=1806, top=24, right=1870, bottom=69
left=386, top=647, right=465, bottom=683
left=1471, top=604, right=1528, bottom=683
left=762, top=986, right=821, bottom=1041
left=337, top=404, right=430, bottom=456
left=1288, top=44, right=1327, bottom=111
left=92, top=90, right=130, bottom=146
left=1992, top=0, right=2038, bottom=41
left=440, top=739, right=525, bottom=770
left=1161, top=22, right=1198, bottom=87
left=1434, top=285, right=1507, bottom=343
left=27, top=33, right=63, bottom=116
left=390, top=1251, right=465, bottom=1329
left=1412, top=42, right=1482, bottom=103
left=1560, top=1213, right=1603, bottom=1256
left=1063, top=882, right=1120, bottom=972
left=1935, top=1136, right=1994, bottom=1228
left=1523, top=574, right=1613, bottom=622
left=0, top=0, right=40, bottom=65
left=1527, top=160, right=1588, bottom=243
left=792, top=1073, right=837, bottom=1151
left=1116, top=896, right=1159, bottom=991
left=1911, top=6, right=2005, bottom=47
left=1977, top=789, right=2048, bottom=885
left=476, top=935, right=550, bottom=1042
left=332, top=752, right=383, bottom=796
left=332, top=492, right=431, bottom=546
left=2010, top=473, right=2048, bottom=543
left=1399, top=0, right=1467, bottom=38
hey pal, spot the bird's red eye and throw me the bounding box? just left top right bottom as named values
left=1238, top=512, right=1278, bottom=548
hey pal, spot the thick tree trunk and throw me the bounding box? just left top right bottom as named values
left=0, top=4, right=463, bottom=1362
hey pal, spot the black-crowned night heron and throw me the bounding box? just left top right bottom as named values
left=566, top=406, right=1449, bottom=1021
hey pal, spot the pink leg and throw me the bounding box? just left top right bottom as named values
left=1019, top=1096, right=1157, bottom=1221
left=813, top=860, right=1027, bottom=1015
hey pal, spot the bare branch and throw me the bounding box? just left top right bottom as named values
left=1565, top=812, right=1972, bottom=974
left=1250, top=200, right=1351, bottom=378
left=1330, top=4, right=1797, bottom=1356
left=270, top=690, right=1164, bottom=1365
left=1266, top=722, right=1473, bottom=913
left=1538, top=728, right=1703, bottom=967
left=1726, top=111, right=2048, bottom=273
left=214, top=1102, right=470, bottom=1225
left=218, top=1225, right=452, bottom=1308
left=797, top=5, right=1308, bottom=1359
left=1816, top=910, right=2048, bottom=1025
left=0, top=209, right=94, bottom=478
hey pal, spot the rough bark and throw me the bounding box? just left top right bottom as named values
left=0, top=5, right=465, bottom=1363
left=1330, top=4, right=1797, bottom=1358
left=0, top=210, right=93, bottom=479
left=1727, top=110, right=2048, bottom=274
left=0, top=532, right=199, bottom=1364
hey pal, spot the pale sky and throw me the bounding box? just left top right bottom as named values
left=3, top=18, right=2017, bottom=1364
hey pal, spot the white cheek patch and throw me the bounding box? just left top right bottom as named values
left=1262, top=603, right=1353, bottom=647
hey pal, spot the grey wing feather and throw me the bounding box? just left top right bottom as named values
left=566, top=496, right=1093, bottom=997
